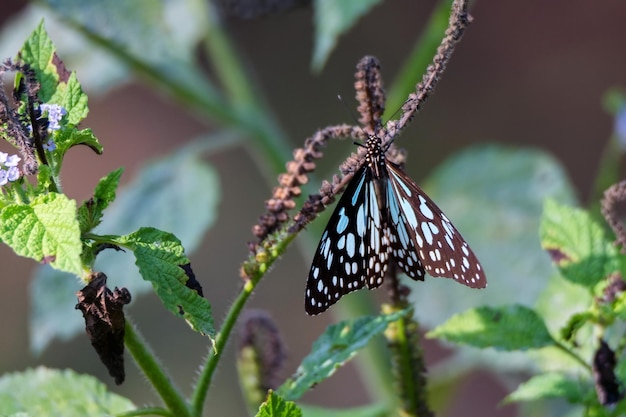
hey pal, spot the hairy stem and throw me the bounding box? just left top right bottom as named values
left=124, top=320, right=191, bottom=417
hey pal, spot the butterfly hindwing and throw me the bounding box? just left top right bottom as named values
left=386, top=162, right=486, bottom=288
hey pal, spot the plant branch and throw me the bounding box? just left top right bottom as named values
left=124, top=320, right=191, bottom=417
left=192, top=227, right=298, bottom=415
left=553, top=339, right=593, bottom=373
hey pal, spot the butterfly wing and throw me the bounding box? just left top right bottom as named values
left=386, top=161, right=486, bottom=288
left=305, top=165, right=390, bottom=315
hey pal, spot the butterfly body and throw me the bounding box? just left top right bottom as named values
left=306, top=135, right=486, bottom=315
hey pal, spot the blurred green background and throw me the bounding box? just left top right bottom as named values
left=0, top=1, right=625, bottom=416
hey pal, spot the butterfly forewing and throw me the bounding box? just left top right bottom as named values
left=386, top=162, right=486, bottom=288
left=306, top=152, right=396, bottom=314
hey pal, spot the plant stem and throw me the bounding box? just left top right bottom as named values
left=191, top=230, right=298, bottom=415
left=116, top=407, right=171, bottom=417
left=553, top=339, right=593, bottom=373
left=124, top=320, right=191, bottom=417
left=191, top=280, right=254, bottom=416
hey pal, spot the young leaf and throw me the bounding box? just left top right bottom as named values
left=277, top=309, right=409, bottom=401
left=0, top=193, right=82, bottom=276
left=18, top=21, right=58, bottom=102
left=55, top=128, right=103, bottom=162
left=115, top=227, right=214, bottom=339
left=0, top=367, right=134, bottom=416
left=256, top=392, right=302, bottom=417
left=312, top=0, right=382, bottom=71
left=427, top=305, right=555, bottom=351
left=49, top=72, right=89, bottom=125
left=504, top=373, right=587, bottom=404
left=540, top=199, right=618, bottom=289
left=18, top=21, right=88, bottom=123
left=78, top=168, right=123, bottom=234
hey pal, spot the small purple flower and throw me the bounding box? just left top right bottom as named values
left=39, top=103, right=67, bottom=131
left=4, top=154, right=20, bottom=167
left=6, top=166, right=19, bottom=182
left=43, top=139, right=56, bottom=152
left=0, top=153, right=21, bottom=185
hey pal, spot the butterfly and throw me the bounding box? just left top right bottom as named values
left=305, top=134, right=486, bottom=315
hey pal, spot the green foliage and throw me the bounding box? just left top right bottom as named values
left=430, top=197, right=626, bottom=414
left=503, top=373, right=588, bottom=404
left=19, top=21, right=89, bottom=122
left=256, top=392, right=302, bottom=417
left=0, top=193, right=82, bottom=275
left=427, top=305, right=555, bottom=350
left=115, top=227, right=215, bottom=339
left=278, top=309, right=410, bottom=401
left=540, top=199, right=619, bottom=289
left=29, top=149, right=221, bottom=353
left=77, top=168, right=123, bottom=235
left=0, top=367, right=134, bottom=416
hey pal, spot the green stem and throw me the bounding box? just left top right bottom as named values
left=204, top=2, right=257, bottom=109
left=191, top=230, right=298, bottom=416
left=116, top=407, right=171, bottom=417
left=553, top=339, right=592, bottom=373
left=191, top=280, right=255, bottom=416
left=394, top=316, right=418, bottom=412
left=124, top=320, right=191, bottom=417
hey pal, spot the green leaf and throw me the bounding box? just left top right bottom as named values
left=540, top=199, right=618, bottom=288
left=18, top=21, right=57, bottom=102
left=299, top=403, right=388, bottom=417
left=55, top=128, right=102, bottom=161
left=256, top=392, right=302, bottom=417
left=613, top=292, right=626, bottom=320
left=77, top=168, right=123, bottom=234
left=278, top=309, right=409, bottom=400
left=427, top=305, right=555, bottom=351
left=559, top=312, right=594, bottom=343
left=0, top=367, right=134, bottom=416
left=409, top=145, right=576, bottom=331
left=18, top=21, right=89, bottom=121
left=0, top=193, right=82, bottom=276
left=49, top=72, right=89, bottom=125
left=116, top=227, right=214, bottom=338
left=504, top=373, right=587, bottom=404
left=312, top=0, right=382, bottom=71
